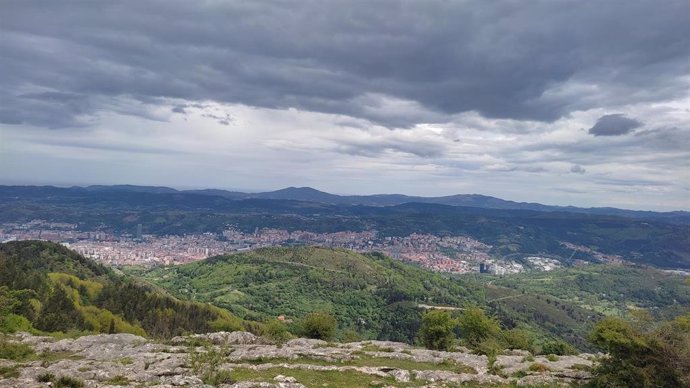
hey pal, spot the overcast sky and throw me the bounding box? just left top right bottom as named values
left=1, top=1, right=688, bottom=211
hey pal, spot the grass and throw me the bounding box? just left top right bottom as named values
left=571, top=363, right=592, bottom=371
left=54, top=375, right=85, bottom=388
left=0, top=365, right=20, bottom=378
left=35, top=350, right=84, bottom=364
left=117, top=356, right=134, bottom=365
left=359, top=343, right=396, bottom=352
left=204, top=369, right=235, bottom=386
left=105, top=375, right=129, bottom=385
left=0, top=338, right=34, bottom=361
left=528, top=363, right=550, bottom=373
left=33, top=373, right=86, bottom=388
left=231, top=366, right=401, bottom=388
left=243, top=354, right=477, bottom=374
left=37, top=372, right=55, bottom=382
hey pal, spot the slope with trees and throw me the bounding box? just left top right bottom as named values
left=0, top=241, right=250, bottom=337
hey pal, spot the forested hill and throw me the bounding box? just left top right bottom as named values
left=136, top=246, right=604, bottom=349
left=0, top=241, right=250, bottom=337
left=137, top=246, right=478, bottom=343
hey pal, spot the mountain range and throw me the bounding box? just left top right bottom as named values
left=6, top=184, right=689, bottom=222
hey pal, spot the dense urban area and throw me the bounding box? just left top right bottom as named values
left=0, top=219, right=575, bottom=274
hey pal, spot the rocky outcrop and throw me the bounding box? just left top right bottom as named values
left=0, top=332, right=594, bottom=387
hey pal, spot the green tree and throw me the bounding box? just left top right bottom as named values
left=588, top=315, right=690, bottom=387
left=418, top=310, right=456, bottom=351
left=36, top=286, right=84, bottom=333
left=300, top=312, right=337, bottom=341
left=457, top=306, right=501, bottom=349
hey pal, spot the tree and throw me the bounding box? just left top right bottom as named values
left=418, top=310, right=456, bottom=351
left=457, top=306, right=501, bottom=348
left=300, top=312, right=337, bottom=341
left=589, top=315, right=690, bottom=387
left=36, top=286, right=84, bottom=333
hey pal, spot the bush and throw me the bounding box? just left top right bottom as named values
left=300, top=312, right=337, bottom=341
left=262, top=319, right=292, bottom=343
left=37, top=372, right=55, bottom=382
left=528, top=363, right=550, bottom=373
left=418, top=310, right=456, bottom=351
left=503, top=328, right=533, bottom=351
left=54, top=376, right=85, bottom=388
left=539, top=339, right=577, bottom=356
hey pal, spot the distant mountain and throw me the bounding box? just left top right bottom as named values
left=184, top=186, right=690, bottom=222
left=1, top=185, right=689, bottom=268
left=84, top=184, right=179, bottom=194
left=3, top=184, right=687, bottom=222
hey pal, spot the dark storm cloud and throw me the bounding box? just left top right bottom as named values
left=589, top=114, right=643, bottom=136
left=1, top=0, right=689, bottom=128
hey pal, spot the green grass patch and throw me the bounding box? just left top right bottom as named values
left=0, top=338, right=34, bottom=361
left=117, top=356, right=133, bottom=365
left=243, top=354, right=476, bottom=374
left=0, top=365, right=20, bottom=378
left=230, top=366, right=400, bottom=388
left=105, top=375, right=129, bottom=385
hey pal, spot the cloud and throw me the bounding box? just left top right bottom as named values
left=589, top=114, right=643, bottom=136
left=1, top=1, right=689, bottom=128
left=570, top=165, right=586, bottom=174
left=1, top=2, right=689, bottom=211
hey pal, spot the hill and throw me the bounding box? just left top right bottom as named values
left=136, top=246, right=610, bottom=350
left=135, top=246, right=477, bottom=343
left=0, top=241, right=250, bottom=338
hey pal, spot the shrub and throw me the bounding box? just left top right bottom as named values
left=503, top=328, right=533, bottom=351
left=262, top=319, right=292, bottom=343
left=205, top=369, right=235, bottom=386
left=539, top=339, right=577, bottom=356
left=418, top=310, right=456, bottom=351
left=37, top=372, right=55, bottom=382
left=528, top=363, right=550, bottom=373
left=300, top=312, right=337, bottom=341
left=54, top=375, right=85, bottom=388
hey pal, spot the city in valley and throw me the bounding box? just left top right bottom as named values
left=0, top=219, right=578, bottom=274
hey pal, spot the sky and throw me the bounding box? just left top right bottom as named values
left=0, top=1, right=689, bottom=211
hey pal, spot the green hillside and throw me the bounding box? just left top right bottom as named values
left=485, top=265, right=690, bottom=319
left=137, top=247, right=690, bottom=352
left=0, top=241, right=249, bottom=338
left=136, top=247, right=481, bottom=342
left=464, top=265, right=690, bottom=350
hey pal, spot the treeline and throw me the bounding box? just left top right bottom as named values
left=0, top=241, right=248, bottom=338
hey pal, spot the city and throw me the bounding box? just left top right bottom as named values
left=0, top=219, right=567, bottom=274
